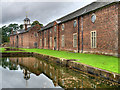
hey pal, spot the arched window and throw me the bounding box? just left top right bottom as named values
left=73, top=20, right=77, bottom=27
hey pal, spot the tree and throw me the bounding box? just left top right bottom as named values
left=1, top=23, right=18, bottom=43
left=32, top=20, right=43, bottom=27
left=19, top=24, right=23, bottom=29
left=8, top=24, right=19, bottom=31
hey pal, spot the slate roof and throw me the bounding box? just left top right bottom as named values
left=10, top=26, right=34, bottom=36
left=39, top=1, right=118, bottom=31
left=39, top=22, right=54, bottom=31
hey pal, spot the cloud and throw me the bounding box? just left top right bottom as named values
left=1, top=0, right=95, bottom=26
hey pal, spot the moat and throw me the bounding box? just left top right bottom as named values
left=0, top=56, right=120, bottom=88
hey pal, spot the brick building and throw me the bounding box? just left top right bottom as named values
left=10, top=1, right=120, bottom=57
left=38, top=1, right=120, bottom=57
left=10, top=17, right=41, bottom=48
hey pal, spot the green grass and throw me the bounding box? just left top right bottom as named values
left=0, top=47, right=5, bottom=52
left=0, top=47, right=24, bottom=53
left=1, top=47, right=120, bottom=74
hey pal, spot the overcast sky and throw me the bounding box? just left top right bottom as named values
left=0, top=0, right=97, bottom=27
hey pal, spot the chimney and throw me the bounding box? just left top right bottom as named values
left=25, top=24, right=27, bottom=30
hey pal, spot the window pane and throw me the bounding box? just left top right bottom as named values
left=73, top=34, right=77, bottom=47
left=44, top=38, right=46, bottom=46
left=50, top=37, right=52, bottom=47
left=91, top=31, right=96, bottom=48
left=62, top=35, right=64, bottom=47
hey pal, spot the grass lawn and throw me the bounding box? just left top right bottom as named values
left=1, top=47, right=120, bottom=74
left=0, top=47, right=24, bottom=53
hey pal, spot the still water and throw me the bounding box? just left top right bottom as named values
left=0, top=57, right=120, bottom=88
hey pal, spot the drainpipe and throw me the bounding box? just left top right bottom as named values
left=57, top=24, right=59, bottom=51
left=81, top=16, right=83, bottom=53
left=48, top=30, right=49, bottom=49
left=77, top=16, right=80, bottom=53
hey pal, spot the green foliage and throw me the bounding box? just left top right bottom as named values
left=19, top=24, right=23, bottom=29
left=1, top=26, right=10, bottom=43
left=32, top=20, right=43, bottom=27
left=8, top=24, right=19, bottom=30
left=1, top=23, right=19, bottom=43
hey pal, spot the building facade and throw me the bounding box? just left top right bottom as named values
left=10, top=1, right=120, bottom=57
left=10, top=17, right=41, bottom=48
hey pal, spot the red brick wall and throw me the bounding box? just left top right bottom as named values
left=59, top=18, right=78, bottom=52
left=43, top=29, right=49, bottom=49
left=28, top=25, right=40, bottom=48
left=38, top=30, right=45, bottom=49
left=118, top=2, right=120, bottom=56
left=10, top=24, right=41, bottom=48
left=80, top=3, right=118, bottom=56
left=10, top=35, right=15, bottom=47
left=49, top=27, right=54, bottom=50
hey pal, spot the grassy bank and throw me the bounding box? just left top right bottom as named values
left=1, top=47, right=119, bottom=74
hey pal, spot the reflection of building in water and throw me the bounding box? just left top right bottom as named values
left=23, top=69, right=31, bottom=87
left=10, top=57, right=42, bottom=76
left=9, top=57, right=117, bottom=88
left=23, top=69, right=30, bottom=80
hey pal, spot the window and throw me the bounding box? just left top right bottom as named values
left=91, top=14, right=96, bottom=23
left=40, top=39, right=42, bottom=47
left=50, top=37, right=52, bottom=47
left=73, top=33, right=77, bottom=48
left=91, top=31, right=96, bottom=48
left=61, top=35, right=64, bottom=47
left=54, top=26, right=56, bottom=32
left=34, top=32, right=38, bottom=37
left=50, top=29, right=52, bottom=33
left=44, top=31, right=46, bottom=34
left=44, top=38, right=46, bottom=47
left=62, top=24, right=64, bottom=30
left=34, top=42, right=38, bottom=48
left=73, top=20, right=77, bottom=27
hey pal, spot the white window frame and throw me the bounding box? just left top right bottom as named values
left=44, top=38, right=46, bottom=47
left=62, top=24, right=65, bottom=30
left=50, top=37, right=52, bottom=47
left=61, top=35, right=65, bottom=47
left=73, top=33, right=77, bottom=48
left=40, top=39, right=42, bottom=47
left=91, top=31, right=97, bottom=48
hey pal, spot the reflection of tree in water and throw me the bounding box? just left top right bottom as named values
left=0, top=58, right=2, bottom=65
left=2, top=58, right=18, bottom=70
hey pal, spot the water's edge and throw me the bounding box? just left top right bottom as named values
left=1, top=52, right=120, bottom=84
